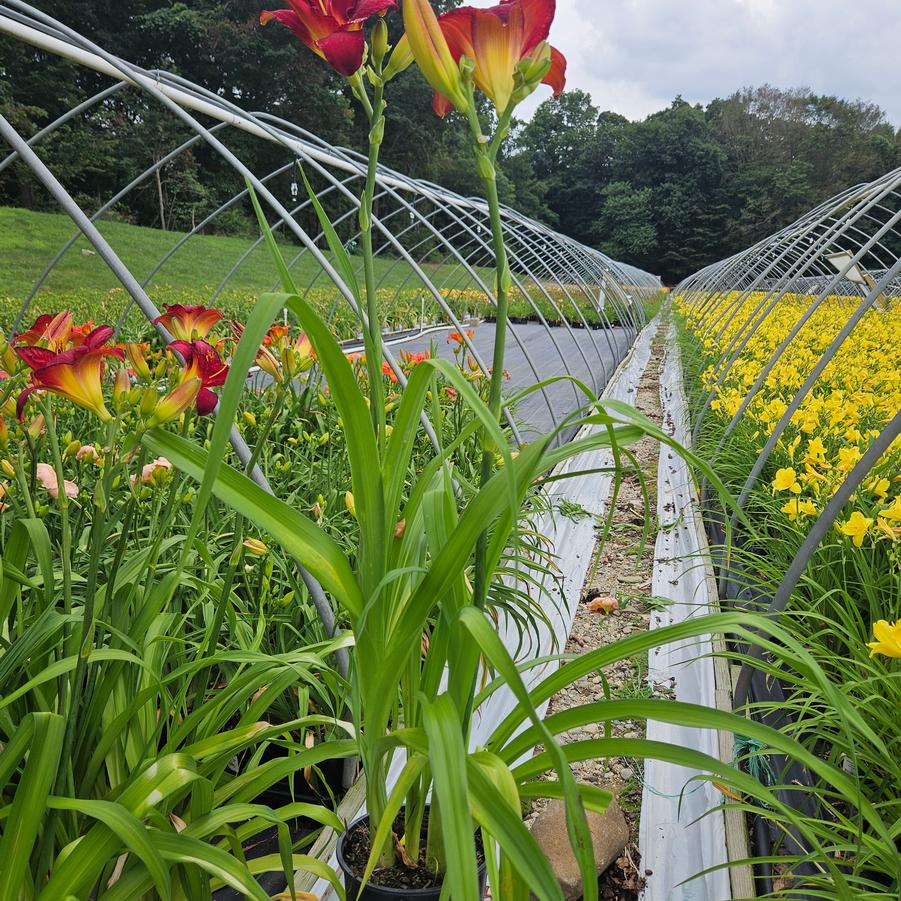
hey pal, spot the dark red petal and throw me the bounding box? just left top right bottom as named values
left=16, top=385, right=36, bottom=420
left=16, top=346, right=56, bottom=370
left=168, top=340, right=194, bottom=360
left=498, top=0, right=554, bottom=53
left=346, top=0, right=397, bottom=22
left=543, top=45, right=566, bottom=95
left=196, top=387, right=219, bottom=416
left=316, top=28, right=366, bottom=75
left=260, top=8, right=319, bottom=52
left=83, top=325, right=115, bottom=350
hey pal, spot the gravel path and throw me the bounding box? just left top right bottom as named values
left=532, top=326, right=667, bottom=901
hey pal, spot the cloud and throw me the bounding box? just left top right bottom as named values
left=518, top=0, right=901, bottom=124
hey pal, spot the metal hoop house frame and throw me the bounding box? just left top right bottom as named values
left=675, top=164, right=901, bottom=706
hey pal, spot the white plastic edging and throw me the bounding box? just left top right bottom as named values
left=304, top=316, right=661, bottom=899
left=638, top=322, right=731, bottom=901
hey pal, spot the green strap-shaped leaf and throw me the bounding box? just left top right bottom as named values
left=0, top=518, right=54, bottom=620
left=38, top=754, right=201, bottom=900
left=466, top=759, right=563, bottom=901
left=143, top=429, right=363, bottom=617
left=246, top=179, right=300, bottom=295
left=0, top=713, right=65, bottom=901
left=421, top=695, right=479, bottom=901
left=459, top=608, right=597, bottom=901
left=47, top=798, right=172, bottom=901
left=296, top=163, right=362, bottom=301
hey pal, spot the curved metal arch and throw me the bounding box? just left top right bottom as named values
left=0, top=0, right=660, bottom=493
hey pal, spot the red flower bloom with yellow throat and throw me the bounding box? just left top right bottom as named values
left=15, top=325, right=124, bottom=422
left=405, top=0, right=566, bottom=117
left=260, top=0, right=398, bottom=76
left=169, top=340, right=229, bottom=416
left=15, top=311, right=76, bottom=352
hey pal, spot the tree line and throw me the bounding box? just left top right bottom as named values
left=2, top=2, right=899, bottom=283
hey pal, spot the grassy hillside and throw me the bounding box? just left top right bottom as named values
left=0, top=206, right=493, bottom=338
left=0, top=206, right=449, bottom=298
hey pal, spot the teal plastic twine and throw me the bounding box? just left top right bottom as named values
left=734, top=735, right=778, bottom=809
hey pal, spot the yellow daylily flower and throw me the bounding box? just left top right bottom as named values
left=772, top=467, right=801, bottom=494
left=837, top=511, right=873, bottom=547
left=866, top=620, right=901, bottom=658
left=782, top=498, right=818, bottom=522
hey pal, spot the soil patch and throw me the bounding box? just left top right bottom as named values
left=341, top=814, right=485, bottom=891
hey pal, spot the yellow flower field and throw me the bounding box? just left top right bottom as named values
left=678, top=293, right=901, bottom=547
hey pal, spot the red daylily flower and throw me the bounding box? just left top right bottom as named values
left=169, top=340, right=229, bottom=416
left=15, top=312, right=75, bottom=351
left=15, top=329, right=124, bottom=422
left=260, top=0, right=397, bottom=76
left=427, top=0, right=566, bottom=116
left=154, top=304, right=223, bottom=342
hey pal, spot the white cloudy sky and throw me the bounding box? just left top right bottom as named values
left=517, top=0, right=901, bottom=124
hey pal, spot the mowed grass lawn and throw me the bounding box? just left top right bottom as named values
left=0, top=206, right=475, bottom=301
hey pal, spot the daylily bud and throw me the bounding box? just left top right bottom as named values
left=147, top=377, right=201, bottom=428
left=515, top=42, right=552, bottom=97
left=1, top=459, right=14, bottom=477
left=394, top=519, right=406, bottom=539
left=65, top=439, right=82, bottom=457
left=312, top=501, right=323, bottom=520
left=140, top=388, right=158, bottom=418
left=371, top=17, right=389, bottom=67
left=0, top=418, right=7, bottom=451
left=318, top=432, right=330, bottom=446
left=403, top=0, right=470, bottom=114
left=345, top=491, right=356, bottom=518
left=243, top=537, right=268, bottom=557
left=476, top=152, right=496, bottom=182
left=383, top=34, right=414, bottom=81
left=243, top=411, right=257, bottom=428
left=459, top=55, right=476, bottom=84
left=26, top=415, right=45, bottom=440
left=124, top=342, right=152, bottom=381
left=113, top=368, right=131, bottom=412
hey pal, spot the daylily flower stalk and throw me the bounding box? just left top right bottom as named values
left=404, top=0, right=567, bottom=734
left=261, top=1, right=412, bottom=446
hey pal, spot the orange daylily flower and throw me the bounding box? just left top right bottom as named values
left=409, top=0, right=567, bottom=117
left=153, top=304, right=223, bottom=342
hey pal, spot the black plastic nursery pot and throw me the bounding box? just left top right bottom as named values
left=249, top=742, right=347, bottom=808
left=337, top=810, right=487, bottom=901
